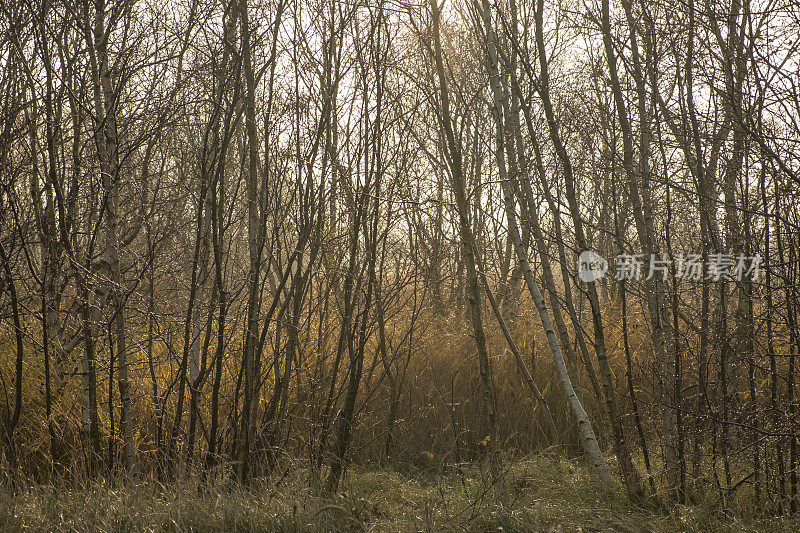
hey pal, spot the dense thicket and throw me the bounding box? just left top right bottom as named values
left=1, top=0, right=799, bottom=513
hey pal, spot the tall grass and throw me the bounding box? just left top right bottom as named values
left=2, top=454, right=795, bottom=532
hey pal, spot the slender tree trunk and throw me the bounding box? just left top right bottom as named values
left=479, top=0, right=611, bottom=489
left=599, top=0, right=672, bottom=498
left=85, top=0, right=135, bottom=478
left=0, top=242, right=23, bottom=477
left=530, top=0, right=642, bottom=498
left=238, top=0, right=266, bottom=480
left=429, top=0, right=503, bottom=490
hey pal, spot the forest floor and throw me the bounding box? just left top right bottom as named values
left=1, top=453, right=797, bottom=532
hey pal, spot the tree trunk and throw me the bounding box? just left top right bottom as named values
left=429, top=0, right=503, bottom=491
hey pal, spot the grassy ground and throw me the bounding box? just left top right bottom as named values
left=1, top=454, right=797, bottom=532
